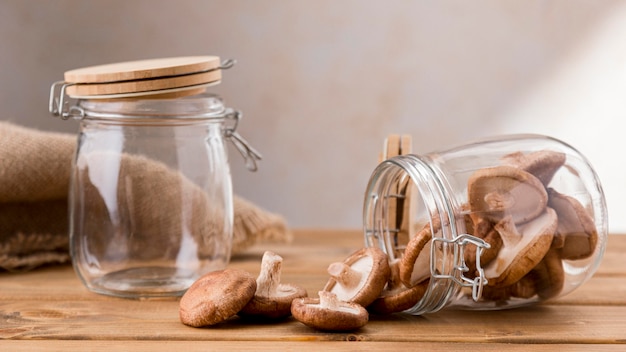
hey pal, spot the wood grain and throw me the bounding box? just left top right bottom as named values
left=64, top=56, right=221, bottom=83
left=1, top=230, right=625, bottom=350
left=63, top=56, right=222, bottom=96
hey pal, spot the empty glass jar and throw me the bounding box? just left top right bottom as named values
left=49, top=57, right=260, bottom=298
left=364, top=134, right=607, bottom=314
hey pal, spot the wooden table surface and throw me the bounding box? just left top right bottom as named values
left=1, top=229, right=625, bottom=351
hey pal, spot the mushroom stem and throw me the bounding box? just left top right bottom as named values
left=318, top=290, right=341, bottom=310
left=494, top=216, right=522, bottom=248
left=484, top=191, right=515, bottom=212
left=387, top=259, right=402, bottom=289
left=256, top=251, right=282, bottom=297
left=327, top=262, right=362, bottom=288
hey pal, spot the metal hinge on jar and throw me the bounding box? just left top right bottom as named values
left=431, top=234, right=490, bottom=301
left=223, top=109, right=263, bottom=172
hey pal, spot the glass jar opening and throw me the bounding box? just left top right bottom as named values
left=77, top=92, right=227, bottom=121
left=363, top=155, right=465, bottom=314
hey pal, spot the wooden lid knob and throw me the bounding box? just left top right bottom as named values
left=63, top=56, right=223, bottom=98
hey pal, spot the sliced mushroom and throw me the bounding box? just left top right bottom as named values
left=531, top=247, right=565, bottom=299
left=399, top=221, right=435, bottom=288
left=468, top=165, right=548, bottom=224
left=463, top=217, right=503, bottom=278
left=239, top=251, right=307, bottom=319
left=179, top=269, right=256, bottom=327
left=547, top=188, right=598, bottom=260
left=487, top=247, right=564, bottom=302
left=323, top=247, right=390, bottom=307
left=480, top=285, right=512, bottom=302
left=510, top=272, right=539, bottom=299
left=291, top=291, right=369, bottom=332
left=480, top=272, right=538, bottom=302
left=502, top=150, right=566, bottom=186
left=483, top=208, right=557, bottom=287
left=368, top=259, right=429, bottom=315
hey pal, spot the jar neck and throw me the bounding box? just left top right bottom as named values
left=76, top=92, right=227, bottom=121
left=363, top=155, right=489, bottom=314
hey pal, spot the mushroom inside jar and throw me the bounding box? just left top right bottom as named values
left=394, top=149, right=599, bottom=307
left=460, top=149, right=599, bottom=305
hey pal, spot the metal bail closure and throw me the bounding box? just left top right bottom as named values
left=223, top=109, right=262, bottom=172
left=431, top=233, right=491, bottom=301
left=49, top=81, right=84, bottom=120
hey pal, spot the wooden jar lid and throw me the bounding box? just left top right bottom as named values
left=63, top=56, right=223, bottom=98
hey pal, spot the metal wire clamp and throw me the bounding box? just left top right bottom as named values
left=224, top=109, right=262, bottom=172
left=431, top=233, right=490, bottom=301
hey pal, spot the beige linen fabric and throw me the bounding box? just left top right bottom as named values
left=0, top=122, right=290, bottom=271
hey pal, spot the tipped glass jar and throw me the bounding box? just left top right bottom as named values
left=49, top=57, right=260, bottom=298
left=363, top=134, right=607, bottom=314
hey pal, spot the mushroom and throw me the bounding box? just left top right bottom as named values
left=547, top=188, right=598, bottom=260
left=480, top=285, right=513, bottom=302
left=463, top=217, right=503, bottom=279
left=510, top=272, right=539, bottom=299
left=239, top=251, right=308, bottom=319
left=468, top=165, right=548, bottom=224
left=483, top=208, right=557, bottom=287
left=480, top=272, right=538, bottom=302
left=502, top=150, right=566, bottom=186
left=291, top=291, right=369, bottom=331
left=323, top=247, right=390, bottom=307
left=179, top=269, right=257, bottom=327
left=368, top=259, right=429, bottom=315
left=485, top=246, right=564, bottom=302
left=399, top=222, right=434, bottom=288
left=530, top=247, right=565, bottom=299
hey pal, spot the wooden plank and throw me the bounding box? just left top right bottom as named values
left=2, top=298, right=626, bottom=344
left=1, top=232, right=625, bottom=303
left=2, top=265, right=624, bottom=307
left=1, top=341, right=625, bottom=352
left=1, top=230, right=625, bottom=348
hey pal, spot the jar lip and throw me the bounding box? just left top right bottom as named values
left=363, top=155, right=480, bottom=314
left=77, top=92, right=227, bottom=120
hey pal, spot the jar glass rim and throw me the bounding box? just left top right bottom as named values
left=77, top=92, right=226, bottom=120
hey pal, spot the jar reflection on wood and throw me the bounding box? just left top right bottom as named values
left=364, top=134, right=607, bottom=314
left=49, top=57, right=260, bottom=298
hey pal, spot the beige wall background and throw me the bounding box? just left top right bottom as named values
left=2, top=0, right=625, bottom=232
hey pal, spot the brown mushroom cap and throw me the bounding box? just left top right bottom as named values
left=368, top=259, right=429, bottom=314
left=468, top=165, right=548, bottom=224
left=480, top=270, right=540, bottom=302
left=323, top=247, right=390, bottom=307
left=239, top=251, right=307, bottom=319
left=547, top=188, right=598, bottom=260
left=530, top=247, right=565, bottom=299
left=179, top=269, right=256, bottom=327
left=291, top=291, right=369, bottom=332
left=399, top=222, right=433, bottom=288
left=502, top=150, right=566, bottom=186
left=483, top=208, right=557, bottom=287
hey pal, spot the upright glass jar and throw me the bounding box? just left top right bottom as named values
left=49, top=57, right=260, bottom=298
left=364, top=134, right=607, bottom=314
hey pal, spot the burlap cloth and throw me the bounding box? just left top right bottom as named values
left=0, top=122, right=291, bottom=271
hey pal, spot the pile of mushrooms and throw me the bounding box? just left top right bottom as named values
left=462, top=149, right=598, bottom=302
left=180, top=246, right=413, bottom=331
left=179, top=149, right=599, bottom=331
left=180, top=251, right=307, bottom=327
